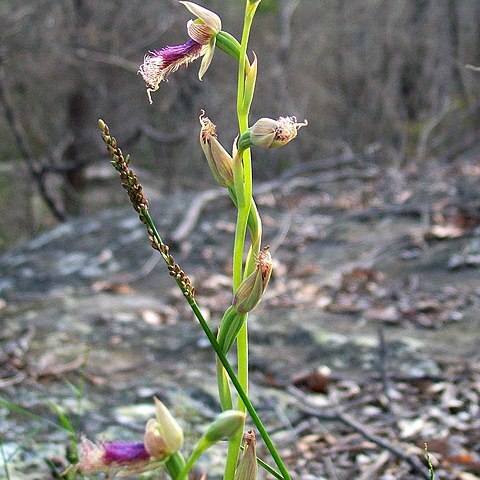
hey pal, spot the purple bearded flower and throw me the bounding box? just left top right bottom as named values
left=75, top=438, right=161, bottom=477
left=139, top=1, right=222, bottom=103
left=71, top=398, right=183, bottom=478
left=139, top=40, right=204, bottom=104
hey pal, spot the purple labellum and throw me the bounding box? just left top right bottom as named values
left=139, top=39, right=204, bottom=103
left=152, top=39, right=203, bottom=67
left=103, top=441, right=150, bottom=465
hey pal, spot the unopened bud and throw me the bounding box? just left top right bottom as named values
left=232, top=247, right=272, bottom=314
left=234, top=430, right=258, bottom=480
left=204, top=410, right=245, bottom=444
left=199, top=111, right=234, bottom=188
left=242, top=116, right=308, bottom=149
left=143, top=397, right=184, bottom=458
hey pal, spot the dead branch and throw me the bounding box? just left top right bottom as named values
left=75, top=47, right=139, bottom=72
left=289, top=386, right=431, bottom=480
left=466, top=64, right=480, bottom=72
left=171, top=188, right=227, bottom=243
left=358, top=450, right=390, bottom=480
left=270, top=213, right=293, bottom=254
left=416, top=99, right=454, bottom=162
left=0, top=62, right=66, bottom=221
left=121, top=124, right=187, bottom=148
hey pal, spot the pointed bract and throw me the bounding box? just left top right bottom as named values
left=234, top=431, right=258, bottom=480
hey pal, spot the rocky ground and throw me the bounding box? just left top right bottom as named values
left=1, top=148, right=480, bottom=479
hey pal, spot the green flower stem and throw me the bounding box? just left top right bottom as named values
left=224, top=2, right=261, bottom=480
left=216, top=355, right=233, bottom=411
left=166, top=452, right=187, bottom=480
left=228, top=190, right=262, bottom=277
left=217, top=307, right=236, bottom=411
left=139, top=209, right=289, bottom=480
left=243, top=196, right=261, bottom=277
left=177, top=449, right=202, bottom=480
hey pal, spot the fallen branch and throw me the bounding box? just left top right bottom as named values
left=171, top=188, right=228, bottom=243
left=0, top=61, right=66, bottom=221
left=170, top=154, right=378, bottom=243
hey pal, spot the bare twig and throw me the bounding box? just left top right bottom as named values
left=121, top=124, right=187, bottom=148
left=466, top=64, right=480, bottom=72
left=324, top=456, right=338, bottom=480
left=269, top=213, right=293, bottom=254
left=358, top=451, right=390, bottom=480
left=0, top=62, right=66, bottom=221
left=377, top=327, right=395, bottom=417
left=75, top=47, right=139, bottom=72
left=171, top=153, right=376, bottom=243
left=416, top=99, right=453, bottom=161
left=171, top=188, right=227, bottom=243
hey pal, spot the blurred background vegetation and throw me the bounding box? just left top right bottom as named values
left=0, top=0, right=479, bottom=248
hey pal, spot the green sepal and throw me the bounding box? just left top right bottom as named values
left=216, top=31, right=241, bottom=61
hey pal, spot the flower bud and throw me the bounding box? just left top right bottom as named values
left=143, top=397, right=184, bottom=458
left=232, top=247, right=272, bottom=314
left=234, top=430, right=258, bottom=480
left=199, top=111, right=234, bottom=188
left=244, top=116, right=308, bottom=149
left=204, top=410, right=245, bottom=444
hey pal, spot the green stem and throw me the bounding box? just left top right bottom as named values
left=216, top=307, right=236, bottom=411
left=166, top=452, right=187, bottom=480
left=228, top=189, right=262, bottom=277
left=224, top=3, right=260, bottom=480
left=177, top=449, right=202, bottom=480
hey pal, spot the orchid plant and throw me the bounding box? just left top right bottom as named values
left=82, top=1, right=307, bottom=479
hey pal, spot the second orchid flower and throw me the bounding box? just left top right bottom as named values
left=139, top=1, right=221, bottom=104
